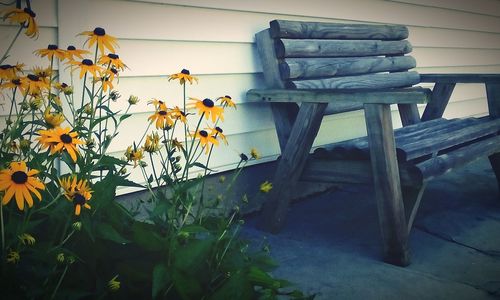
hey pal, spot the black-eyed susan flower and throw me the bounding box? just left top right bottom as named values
left=193, top=129, right=219, bottom=154
left=94, top=76, right=113, bottom=92
left=0, top=64, right=24, bottom=80
left=106, top=67, right=119, bottom=83
left=38, top=127, right=85, bottom=162
left=208, top=126, right=228, bottom=145
left=250, top=148, right=260, bottom=159
left=0, top=77, right=28, bottom=94
left=260, top=181, right=273, bottom=193
left=189, top=97, right=224, bottom=123
left=124, top=146, right=144, bottom=167
left=64, top=45, right=90, bottom=61
left=168, top=69, right=198, bottom=85
left=218, top=95, right=237, bottom=109
left=44, top=108, right=65, bottom=128
left=34, top=44, right=66, bottom=61
left=108, top=275, right=120, bottom=291
left=148, top=104, right=174, bottom=130
left=79, top=27, right=118, bottom=55
left=28, top=95, right=43, bottom=111
left=69, top=59, right=103, bottom=79
left=0, top=161, right=45, bottom=211
left=98, top=53, right=127, bottom=71
left=32, top=66, right=52, bottom=80
left=59, top=175, right=92, bottom=216
left=3, top=7, right=38, bottom=38
left=171, top=138, right=184, bottom=152
left=143, top=132, right=161, bottom=153
left=148, top=98, right=165, bottom=109
left=18, top=233, right=36, bottom=245
left=6, top=250, right=20, bottom=264
left=54, top=82, right=73, bottom=95
left=21, top=74, right=49, bottom=94
left=170, top=106, right=188, bottom=123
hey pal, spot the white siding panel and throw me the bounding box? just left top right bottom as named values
left=130, top=0, right=500, bottom=33
left=390, top=0, right=500, bottom=17
left=409, top=27, right=500, bottom=49
left=413, top=48, right=500, bottom=68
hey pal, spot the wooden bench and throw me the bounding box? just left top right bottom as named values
left=247, top=19, right=500, bottom=266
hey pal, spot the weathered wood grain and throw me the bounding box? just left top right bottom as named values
left=486, top=83, right=500, bottom=193
left=270, top=20, right=409, bottom=40
left=398, top=103, right=421, bottom=126
left=420, top=74, right=500, bottom=83
left=276, top=39, right=412, bottom=58
left=364, top=103, right=410, bottom=266
left=247, top=86, right=430, bottom=104
left=279, top=56, right=416, bottom=80
left=416, top=135, right=500, bottom=181
left=288, top=71, right=420, bottom=89
left=258, top=102, right=327, bottom=233
left=421, top=83, right=456, bottom=121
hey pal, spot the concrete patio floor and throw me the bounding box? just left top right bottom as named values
left=242, top=157, right=500, bottom=299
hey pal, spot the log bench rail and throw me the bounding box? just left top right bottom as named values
left=249, top=19, right=500, bottom=267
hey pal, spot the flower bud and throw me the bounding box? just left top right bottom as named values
left=128, top=95, right=139, bottom=105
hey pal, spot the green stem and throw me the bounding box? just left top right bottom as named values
left=149, top=152, right=160, bottom=187
left=182, top=113, right=204, bottom=180
left=50, top=264, right=69, bottom=300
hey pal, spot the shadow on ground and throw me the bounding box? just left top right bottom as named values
left=243, top=158, right=500, bottom=299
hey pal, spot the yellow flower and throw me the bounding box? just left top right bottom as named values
left=143, top=132, right=161, bottom=153
left=3, top=7, right=38, bottom=38
left=124, top=146, right=144, bottom=167
left=38, top=127, right=85, bottom=162
left=28, top=96, right=43, bottom=111
left=64, top=45, right=90, bottom=61
left=0, top=63, right=24, bottom=80
left=193, top=129, right=219, bottom=154
left=189, top=97, right=224, bottom=123
left=260, top=181, right=273, bottom=193
left=44, top=109, right=65, bottom=128
left=98, top=53, right=127, bottom=71
left=21, top=74, right=49, bottom=95
left=93, top=76, right=113, bottom=92
left=148, top=98, right=165, bottom=109
left=55, top=82, right=73, bottom=95
left=168, top=69, right=198, bottom=85
left=0, top=77, right=28, bottom=94
left=171, top=138, right=184, bottom=152
left=18, top=233, right=36, bottom=245
left=59, top=175, right=92, bottom=216
left=108, top=275, right=120, bottom=291
left=170, top=106, right=188, bottom=124
left=79, top=27, right=118, bottom=55
left=218, top=95, right=236, bottom=109
left=34, top=44, right=66, bottom=61
left=6, top=250, right=20, bottom=264
left=208, top=126, right=228, bottom=145
left=0, top=161, right=45, bottom=211
left=148, top=103, right=174, bottom=130
left=56, top=253, right=65, bottom=263
left=250, top=148, right=260, bottom=159
left=69, top=59, right=103, bottom=79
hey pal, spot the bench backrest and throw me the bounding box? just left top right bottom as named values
left=256, top=20, right=420, bottom=114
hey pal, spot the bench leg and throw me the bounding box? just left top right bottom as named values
left=489, top=153, right=500, bottom=196
left=364, top=104, right=411, bottom=266
left=258, top=102, right=327, bottom=233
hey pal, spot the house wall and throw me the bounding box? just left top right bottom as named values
left=2, top=0, right=500, bottom=194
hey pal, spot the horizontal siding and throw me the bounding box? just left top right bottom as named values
left=390, top=0, right=500, bottom=17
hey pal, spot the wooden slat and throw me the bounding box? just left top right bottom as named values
left=420, top=74, right=500, bottom=83
left=288, top=71, right=420, bottom=89
left=364, top=103, right=410, bottom=266
left=486, top=83, right=500, bottom=118
left=402, top=118, right=500, bottom=160
left=280, top=56, right=416, bottom=80
left=276, top=39, right=412, bottom=58
left=421, top=83, right=456, bottom=121
left=398, top=103, right=421, bottom=126
left=270, top=20, right=409, bottom=40
left=259, top=103, right=328, bottom=233
left=247, top=86, right=430, bottom=104
left=417, top=135, right=500, bottom=181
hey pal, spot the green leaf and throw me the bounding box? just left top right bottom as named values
left=188, top=162, right=216, bottom=172
left=119, top=114, right=132, bottom=122
left=94, top=222, right=130, bottom=244
left=132, top=221, right=165, bottom=251
left=172, top=269, right=203, bottom=300
left=173, top=238, right=214, bottom=274
left=208, top=271, right=253, bottom=300
left=248, top=266, right=280, bottom=289
left=180, top=224, right=209, bottom=234
left=152, top=264, right=170, bottom=299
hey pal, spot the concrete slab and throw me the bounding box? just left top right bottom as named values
left=243, top=158, right=500, bottom=299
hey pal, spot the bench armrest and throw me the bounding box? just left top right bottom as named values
left=420, top=74, right=500, bottom=84
left=247, top=87, right=431, bottom=105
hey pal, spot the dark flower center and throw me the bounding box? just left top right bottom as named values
left=202, top=98, right=214, bottom=108
left=67, top=45, right=76, bottom=51
left=215, top=126, right=223, bottom=133
left=60, top=134, right=73, bottom=144
left=240, top=153, right=249, bottom=161
left=48, top=44, right=58, bottom=50
left=199, top=130, right=208, bottom=137
left=11, top=171, right=28, bottom=184
left=110, top=68, right=118, bottom=74
left=181, top=69, right=190, bottom=75
left=24, top=8, right=36, bottom=17
left=61, top=83, right=68, bottom=88
left=0, top=64, right=12, bottom=70
left=107, top=54, right=119, bottom=59
left=93, top=27, right=106, bottom=36
left=82, top=59, right=93, bottom=66
left=12, top=79, right=21, bottom=85
left=27, top=74, right=39, bottom=81
left=159, top=110, right=167, bottom=116
left=225, top=95, right=232, bottom=99
left=73, top=193, right=86, bottom=205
